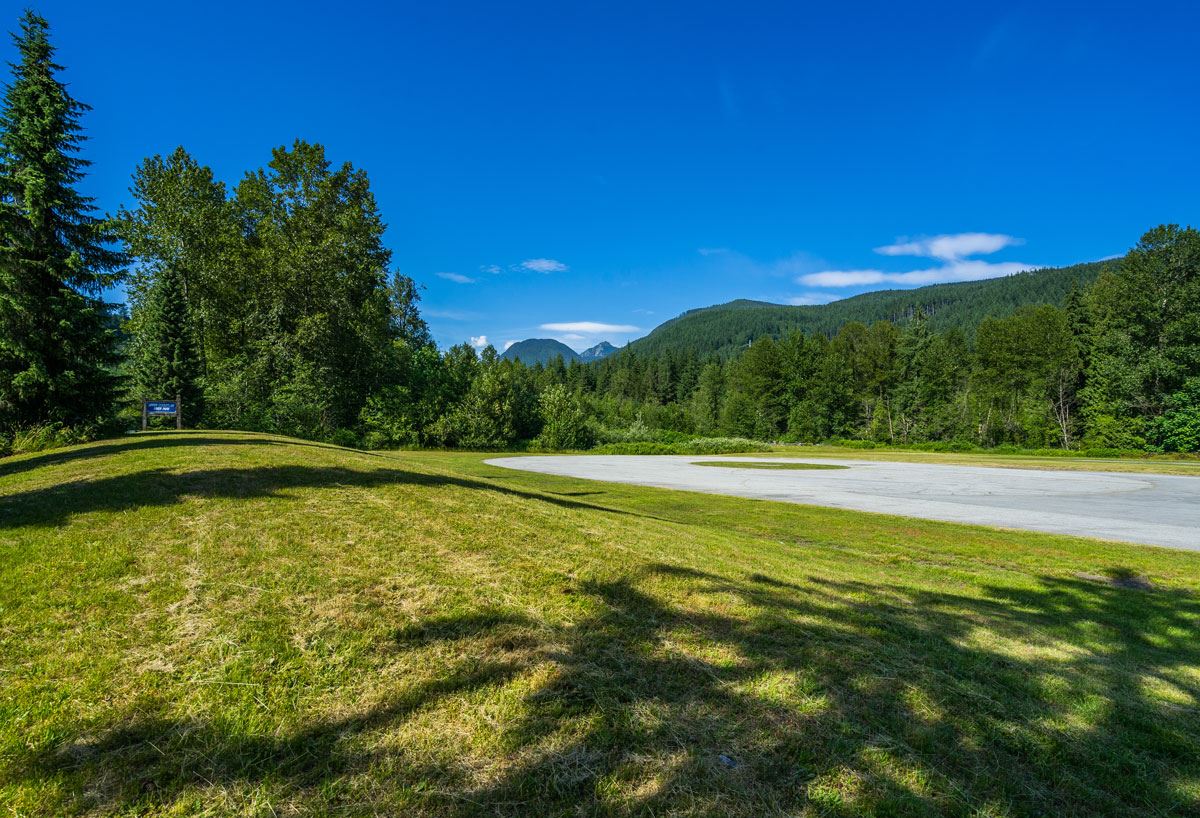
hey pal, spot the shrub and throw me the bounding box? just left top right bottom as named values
left=683, top=437, right=771, bottom=455
left=431, top=365, right=540, bottom=449
left=533, top=385, right=594, bottom=451
left=9, top=423, right=86, bottom=455
left=1155, top=381, right=1200, bottom=453
left=359, top=385, right=423, bottom=448
left=590, top=441, right=679, bottom=455
left=590, top=437, right=770, bottom=455
left=832, top=439, right=878, bottom=449
left=327, top=428, right=361, bottom=449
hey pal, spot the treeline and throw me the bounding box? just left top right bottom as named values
left=568, top=230, right=1198, bottom=453
left=120, top=142, right=430, bottom=441
left=0, top=12, right=1197, bottom=456
left=625, top=260, right=1110, bottom=359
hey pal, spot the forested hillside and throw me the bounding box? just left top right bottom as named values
left=500, top=338, right=580, bottom=365
left=629, top=261, right=1110, bottom=358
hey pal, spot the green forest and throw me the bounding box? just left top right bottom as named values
left=626, top=259, right=1111, bottom=359
left=2, top=12, right=1198, bottom=458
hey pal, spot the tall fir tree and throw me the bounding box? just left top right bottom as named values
left=0, top=11, right=122, bottom=431
left=133, top=262, right=202, bottom=421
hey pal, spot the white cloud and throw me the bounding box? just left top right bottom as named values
left=562, top=333, right=586, bottom=341
left=540, top=321, right=640, bottom=334
left=436, top=271, right=475, bottom=284
left=799, top=232, right=1036, bottom=289
left=786, top=291, right=840, bottom=306
left=697, top=247, right=729, bottom=256
left=480, top=264, right=502, bottom=274
left=801, top=260, right=1035, bottom=288
left=470, top=335, right=489, bottom=349
left=521, top=258, right=568, bottom=273
left=503, top=340, right=517, bottom=351
left=874, top=232, right=1022, bottom=261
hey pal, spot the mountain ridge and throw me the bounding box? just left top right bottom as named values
left=500, top=338, right=579, bottom=365
left=579, top=341, right=617, bottom=361
left=622, top=260, right=1112, bottom=359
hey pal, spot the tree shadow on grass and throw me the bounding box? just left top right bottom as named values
left=0, top=461, right=659, bottom=530
left=16, top=562, right=1200, bottom=815
left=0, top=432, right=370, bottom=480
left=24, top=613, right=537, bottom=813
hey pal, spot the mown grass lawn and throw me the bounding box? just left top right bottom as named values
left=1, top=432, right=1198, bottom=816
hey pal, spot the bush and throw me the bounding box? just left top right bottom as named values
left=590, top=441, right=678, bottom=455
left=1155, top=382, right=1200, bottom=453
left=683, top=437, right=771, bottom=455
left=359, top=385, right=423, bottom=448
left=327, top=428, right=361, bottom=449
left=431, top=365, right=540, bottom=449
left=831, top=439, right=878, bottom=449
left=8, top=423, right=86, bottom=455
left=533, top=385, right=594, bottom=451
left=590, top=437, right=770, bottom=455
left=933, top=440, right=977, bottom=453
left=593, top=417, right=691, bottom=446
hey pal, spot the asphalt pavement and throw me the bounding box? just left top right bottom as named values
left=485, top=455, right=1200, bottom=550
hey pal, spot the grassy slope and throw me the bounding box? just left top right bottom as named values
left=1, top=432, right=1198, bottom=817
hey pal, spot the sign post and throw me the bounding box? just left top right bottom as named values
left=143, top=394, right=182, bottom=430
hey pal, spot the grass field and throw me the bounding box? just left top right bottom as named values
left=2, top=432, right=1199, bottom=816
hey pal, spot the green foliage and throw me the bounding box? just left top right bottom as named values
left=975, top=305, right=1081, bottom=448
left=571, top=228, right=1198, bottom=457
left=1155, top=379, right=1200, bottom=452
left=591, top=437, right=770, bottom=455
left=533, top=384, right=594, bottom=450
left=128, top=262, right=203, bottom=417
left=0, top=12, right=123, bottom=433
left=590, top=441, right=681, bottom=455
left=627, top=262, right=1112, bottom=359
left=432, top=360, right=539, bottom=449
left=1082, top=225, right=1200, bottom=448
left=8, top=422, right=85, bottom=454
left=682, top=437, right=771, bottom=454
left=120, top=141, right=432, bottom=440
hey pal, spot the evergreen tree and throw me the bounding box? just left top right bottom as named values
left=1081, top=225, right=1200, bottom=448
left=133, top=263, right=202, bottom=419
left=0, top=11, right=122, bottom=431
left=119, top=147, right=234, bottom=396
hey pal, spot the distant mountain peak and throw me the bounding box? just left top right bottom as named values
left=500, top=338, right=579, bottom=365
left=579, top=341, right=617, bottom=361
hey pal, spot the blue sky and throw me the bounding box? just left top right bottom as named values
left=20, top=0, right=1200, bottom=351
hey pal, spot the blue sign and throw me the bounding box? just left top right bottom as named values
left=146, top=401, right=178, bottom=415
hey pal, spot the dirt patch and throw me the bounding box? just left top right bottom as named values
left=1074, top=571, right=1156, bottom=591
